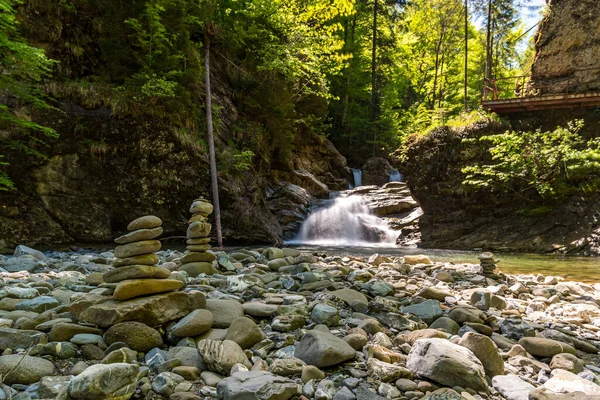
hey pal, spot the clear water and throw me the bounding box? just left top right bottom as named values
left=288, top=244, right=600, bottom=283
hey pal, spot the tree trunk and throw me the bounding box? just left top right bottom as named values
left=371, top=0, right=378, bottom=156
left=484, top=0, right=493, bottom=98
left=204, top=35, right=223, bottom=248
left=464, top=0, right=468, bottom=112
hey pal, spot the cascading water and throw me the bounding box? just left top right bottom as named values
left=389, top=169, right=404, bottom=182
left=291, top=195, right=399, bottom=246
left=351, top=168, right=363, bottom=187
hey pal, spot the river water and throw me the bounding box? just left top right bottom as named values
left=288, top=244, right=600, bottom=284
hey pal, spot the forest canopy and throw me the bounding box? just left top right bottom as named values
left=1, top=0, right=539, bottom=190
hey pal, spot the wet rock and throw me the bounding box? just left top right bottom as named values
left=15, top=296, right=59, bottom=313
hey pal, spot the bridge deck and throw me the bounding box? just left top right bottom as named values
left=482, top=92, right=600, bottom=114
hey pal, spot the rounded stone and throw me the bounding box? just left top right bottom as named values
left=190, top=200, right=213, bottom=216
left=302, top=365, right=326, bottom=383
left=311, top=304, right=339, bottom=327
left=68, top=363, right=139, bottom=399
left=171, top=309, right=214, bottom=337
left=518, top=337, right=576, bottom=358
left=104, top=322, right=163, bottom=352
left=113, top=254, right=159, bottom=268
left=127, top=215, right=162, bottom=231
left=206, top=299, right=244, bottom=329
left=103, top=265, right=171, bottom=283
left=0, top=355, right=58, bottom=384
left=187, top=221, right=212, bottom=239
left=179, top=262, right=217, bottom=277
left=113, top=279, right=184, bottom=301
left=180, top=252, right=216, bottom=264
left=114, top=240, right=161, bottom=259
left=115, top=227, right=163, bottom=245
left=224, top=317, right=266, bottom=350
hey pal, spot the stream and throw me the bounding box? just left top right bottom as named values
left=288, top=244, right=600, bottom=284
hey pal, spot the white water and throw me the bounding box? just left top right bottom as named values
left=351, top=168, right=362, bottom=187
left=389, top=169, right=403, bottom=182
left=290, top=195, right=399, bottom=246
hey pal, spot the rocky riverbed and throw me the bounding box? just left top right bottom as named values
left=0, top=245, right=599, bottom=400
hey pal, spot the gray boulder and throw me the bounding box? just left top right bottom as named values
left=216, top=371, right=300, bottom=400
left=407, top=338, right=488, bottom=392
left=68, top=363, right=140, bottom=399
left=0, top=355, right=57, bottom=384
left=295, top=329, right=355, bottom=368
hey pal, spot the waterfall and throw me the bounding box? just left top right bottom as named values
left=351, top=168, right=363, bottom=187
left=291, top=195, right=399, bottom=246
left=389, top=169, right=404, bottom=182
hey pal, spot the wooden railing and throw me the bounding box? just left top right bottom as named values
left=483, top=67, right=600, bottom=101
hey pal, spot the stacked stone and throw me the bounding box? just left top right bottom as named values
left=178, top=199, right=217, bottom=277
left=479, top=252, right=500, bottom=279
left=106, top=215, right=183, bottom=301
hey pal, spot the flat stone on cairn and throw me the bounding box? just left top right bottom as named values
left=106, top=216, right=183, bottom=300
left=478, top=252, right=500, bottom=279
left=179, top=199, right=217, bottom=277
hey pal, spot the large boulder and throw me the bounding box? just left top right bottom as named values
left=458, top=332, right=504, bottom=377
left=0, top=355, right=58, bottom=384
left=197, top=339, right=251, bottom=375
left=294, top=329, right=355, bottom=368
left=104, top=321, right=163, bottom=352
left=216, top=371, right=300, bottom=400
left=407, top=338, right=488, bottom=392
left=80, top=291, right=194, bottom=327
left=68, top=363, right=140, bottom=399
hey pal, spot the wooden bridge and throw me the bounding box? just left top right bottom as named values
left=481, top=68, right=600, bottom=114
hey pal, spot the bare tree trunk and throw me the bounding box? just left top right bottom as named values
left=204, top=35, right=223, bottom=248
left=371, top=0, right=378, bottom=156
left=464, top=0, right=468, bottom=112
left=484, top=0, right=493, bottom=98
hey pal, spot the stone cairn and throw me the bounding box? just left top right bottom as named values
left=478, top=252, right=500, bottom=280
left=106, top=215, right=183, bottom=301
left=178, top=198, right=217, bottom=277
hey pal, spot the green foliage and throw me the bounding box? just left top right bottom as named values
left=462, top=120, right=600, bottom=200
left=0, top=0, right=56, bottom=190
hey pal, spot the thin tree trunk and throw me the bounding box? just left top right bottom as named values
left=431, top=38, right=441, bottom=110
left=464, top=0, right=468, bottom=112
left=484, top=0, right=493, bottom=98
left=371, top=0, right=378, bottom=156
left=204, top=35, right=223, bottom=248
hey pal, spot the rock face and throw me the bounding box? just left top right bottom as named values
left=0, top=105, right=350, bottom=247
left=399, top=120, right=600, bottom=254
left=529, top=0, right=600, bottom=95
left=406, top=338, right=488, bottom=392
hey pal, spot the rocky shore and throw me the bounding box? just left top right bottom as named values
left=0, top=244, right=599, bottom=400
